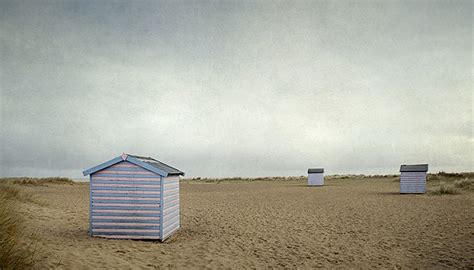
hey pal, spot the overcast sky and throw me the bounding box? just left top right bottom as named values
left=1, top=0, right=472, bottom=179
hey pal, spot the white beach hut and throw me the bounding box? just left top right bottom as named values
left=400, top=164, right=428, bottom=194
left=308, top=168, right=324, bottom=186
left=82, top=153, right=184, bottom=241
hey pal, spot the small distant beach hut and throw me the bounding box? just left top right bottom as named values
left=400, top=164, right=428, bottom=194
left=308, top=168, right=324, bottom=186
left=82, top=153, right=184, bottom=241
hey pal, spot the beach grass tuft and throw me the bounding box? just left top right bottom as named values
left=453, top=178, right=474, bottom=190
left=429, top=183, right=459, bottom=195
left=1, top=177, right=75, bottom=186
left=0, top=184, right=40, bottom=269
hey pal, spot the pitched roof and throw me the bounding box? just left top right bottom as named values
left=83, top=153, right=185, bottom=176
left=127, top=154, right=185, bottom=176
left=308, top=168, right=324, bottom=173
left=400, top=164, right=428, bottom=172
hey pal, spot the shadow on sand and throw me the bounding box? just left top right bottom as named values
left=370, top=191, right=412, bottom=196
left=284, top=184, right=337, bottom=188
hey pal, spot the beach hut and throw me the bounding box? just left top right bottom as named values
left=308, top=168, right=324, bottom=186
left=400, top=164, right=428, bottom=194
left=82, top=153, right=184, bottom=241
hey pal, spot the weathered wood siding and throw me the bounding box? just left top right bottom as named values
left=308, top=173, right=324, bottom=186
left=400, top=171, right=426, bottom=194
left=90, top=161, right=162, bottom=239
left=161, top=175, right=180, bottom=240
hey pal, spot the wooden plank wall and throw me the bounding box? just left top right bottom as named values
left=400, top=171, right=426, bottom=194
left=90, top=161, right=162, bottom=239
left=161, top=175, right=180, bottom=240
left=308, top=173, right=324, bottom=186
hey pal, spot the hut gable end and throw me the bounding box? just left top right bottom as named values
left=83, top=153, right=185, bottom=177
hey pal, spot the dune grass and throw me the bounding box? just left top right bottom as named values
left=0, top=184, right=41, bottom=269
left=427, top=174, right=473, bottom=195
left=429, top=183, right=459, bottom=195
left=427, top=172, right=474, bottom=182
left=186, top=174, right=402, bottom=182
left=185, top=172, right=474, bottom=184
left=1, top=177, right=75, bottom=186
left=453, top=178, right=474, bottom=190
left=184, top=176, right=307, bottom=182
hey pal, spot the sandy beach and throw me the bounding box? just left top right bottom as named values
left=7, top=177, right=474, bottom=269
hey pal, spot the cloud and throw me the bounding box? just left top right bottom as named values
left=1, top=0, right=472, bottom=178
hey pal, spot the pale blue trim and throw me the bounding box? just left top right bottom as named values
left=160, top=175, right=164, bottom=240
left=83, top=156, right=123, bottom=176
left=89, top=175, right=92, bottom=236
left=83, top=155, right=170, bottom=176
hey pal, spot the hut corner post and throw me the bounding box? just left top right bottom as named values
left=160, top=175, right=164, bottom=241
left=89, top=175, right=92, bottom=237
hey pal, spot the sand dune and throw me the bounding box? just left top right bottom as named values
left=10, top=177, right=474, bottom=269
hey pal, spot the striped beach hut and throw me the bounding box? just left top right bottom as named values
left=400, top=164, right=428, bottom=194
left=82, top=153, right=184, bottom=241
left=308, top=168, right=324, bottom=186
